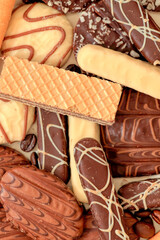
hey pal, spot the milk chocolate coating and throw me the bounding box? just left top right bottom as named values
left=0, top=208, right=31, bottom=240
left=37, top=108, right=69, bottom=183
left=0, top=145, right=30, bottom=180
left=118, top=179, right=160, bottom=211
left=104, top=0, right=160, bottom=64
left=101, top=88, right=160, bottom=177
left=42, top=0, right=99, bottom=13
left=80, top=211, right=100, bottom=240
left=74, top=138, right=129, bottom=240
left=73, top=0, right=140, bottom=59
left=0, top=166, right=84, bottom=240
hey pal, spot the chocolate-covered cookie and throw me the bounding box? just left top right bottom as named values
left=0, top=145, right=30, bottom=180
left=104, top=0, right=160, bottom=64
left=0, top=166, right=84, bottom=240
left=73, top=0, right=140, bottom=59
left=101, top=88, right=160, bottom=177
left=37, top=108, right=69, bottom=183
left=118, top=179, right=160, bottom=211
left=74, top=138, right=129, bottom=240
left=42, top=0, right=99, bottom=13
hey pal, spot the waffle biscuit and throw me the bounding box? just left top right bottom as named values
left=0, top=56, right=122, bottom=125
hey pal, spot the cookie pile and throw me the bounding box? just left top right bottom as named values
left=0, top=0, right=159, bottom=239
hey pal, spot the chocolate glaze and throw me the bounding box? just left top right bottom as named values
left=0, top=208, right=32, bottom=240
left=37, top=108, right=69, bottom=183
left=73, top=0, right=140, bottom=59
left=0, top=166, right=84, bottom=240
left=2, top=3, right=72, bottom=67
left=42, top=0, right=100, bottom=13
left=0, top=146, right=30, bottom=180
left=104, top=0, right=160, bottom=64
left=101, top=88, right=160, bottom=177
left=74, top=138, right=129, bottom=240
left=118, top=179, right=160, bottom=211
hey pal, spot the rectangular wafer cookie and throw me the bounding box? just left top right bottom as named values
left=0, top=56, right=122, bottom=125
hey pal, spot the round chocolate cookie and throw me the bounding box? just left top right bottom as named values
left=42, top=0, right=100, bottom=13
left=73, top=0, right=140, bottom=59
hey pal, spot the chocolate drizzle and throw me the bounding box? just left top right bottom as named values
left=0, top=167, right=84, bottom=240
left=104, top=0, right=160, bottom=64
left=37, top=108, right=69, bottom=183
left=2, top=3, right=72, bottom=67
left=74, top=138, right=129, bottom=240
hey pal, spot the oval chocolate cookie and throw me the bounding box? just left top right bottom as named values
left=0, top=145, right=29, bottom=180
left=0, top=166, right=84, bottom=240
left=73, top=0, right=140, bottom=59
left=42, top=0, right=99, bottom=13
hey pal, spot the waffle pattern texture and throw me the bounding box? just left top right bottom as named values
left=0, top=56, right=122, bottom=125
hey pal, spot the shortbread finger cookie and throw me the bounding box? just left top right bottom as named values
left=73, top=0, right=140, bottom=59
left=2, top=3, right=73, bottom=67
left=42, top=0, right=99, bottom=13
left=74, top=138, right=129, bottom=240
left=0, top=166, right=84, bottom=240
left=0, top=99, right=35, bottom=144
left=77, top=45, right=160, bottom=99
left=37, top=108, right=69, bottom=183
left=69, top=116, right=100, bottom=203
left=104, top=0, right=160, bottom=65
left=0, top=0, right=15, bottom=48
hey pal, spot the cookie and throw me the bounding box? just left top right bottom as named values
left=42, top=0, right=99, bottom=13
left=73, top=0, right=140, bottom=59
left=37, top=108, right=69, bottom=183
left=104, top=0, right=160, bottom=65
left=0, top=145, right=30, bottom=180
left=0, top=99, right=35, bottom=144
left=2, top=3, right=73, bottom=67
left=118, top=179, right=160, bottom=211
left=0, top=166, right=84, bottom=240
left=74, top=138, right=129, bottom=240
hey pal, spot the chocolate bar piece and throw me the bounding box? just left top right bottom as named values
left=74, top=1, right=140, bottom=59
left=74, top=138, right=129, bottom=240
left=118, top=88, right=160, bottom=115
left=37, top=108, right=69, bottom=183
left=0, top=145, right=30, bottom=180
left=104, top=0, right=160, bottom=64
left=0, top=208, right=32, bottom=239
left=118, top=179, right=160, bottom=211
left=0, top=166, right=84, bottom=240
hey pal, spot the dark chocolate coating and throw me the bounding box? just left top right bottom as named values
left=37, top=108, right=69, bottom=183
left=101, top=88, right=160, bottom=177
left=118, top=179, right=160, bottom=211
left=74, top=138, right=129, bottom=240
left=104, top=0, right=160, bottom=64
left=42, top=0, right=99, bottom=13
left=73, top=0, right=139, bottom=59
left=0, top=145, right=30, bottom=180
left=0, top=208, right=32, bottom=240
left=0, top=166, right=84, bottom=240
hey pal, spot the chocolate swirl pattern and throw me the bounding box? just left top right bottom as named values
left=0, top=145, right=29, bottom=180
left=37, top=108, right=69, bottom=183
left=0, top=167, right=84, bottom=240
left=101, top=88, right=160, bottom=177
left=2, top=3, right=73, bottom=67
left=104, top=0, right=160, bottom=64
left=118, top=179, right=160, bottom=211
left=74, top=138, right=129, bottom=240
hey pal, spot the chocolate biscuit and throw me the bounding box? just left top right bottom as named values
left=74, top=138, right=129, bottom=240
left=73, top=1, right=140, bottom=59
left=118, top=179, right=160, bottom=211
left=37, top=108, right=69, bottom=183
left=0, top=166, right=84, bottom=240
